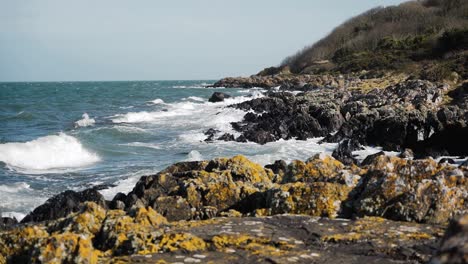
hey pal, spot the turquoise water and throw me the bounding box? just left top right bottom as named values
left=0, top=81, right=337, bottom=220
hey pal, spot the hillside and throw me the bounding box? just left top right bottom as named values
left=259, top=0, right=468, bottom=82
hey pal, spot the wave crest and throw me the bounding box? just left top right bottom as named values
left=74, top=113, right=95, bottom=128
left=0, top=133, right=100, bottom=173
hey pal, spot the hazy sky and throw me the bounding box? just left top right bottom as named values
left=0, top=0, right=408, bottom=81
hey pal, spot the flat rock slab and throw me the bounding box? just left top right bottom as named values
left=117, top=215, right=444, bottom=263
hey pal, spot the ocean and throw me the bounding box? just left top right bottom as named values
left=0, top=80, right=342, bottom=220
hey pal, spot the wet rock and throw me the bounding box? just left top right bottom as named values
left=209, top=92, right=231, bottom=103
left=21, top=188, right=107, bottom=223
left=430, top=214, right=468, bottom=264
left=226, top=78, right=467, bottom=157
left=439, top=158, right=456, bottom=164
left=361, top=151, right=385, bottom=166
left=217, top=133, right=235, bottom=141
left=231, top=90, right=346, bottom=144
left=332, top=138, right=362, bottom=165
left=204, top=128, right=220, bottom=142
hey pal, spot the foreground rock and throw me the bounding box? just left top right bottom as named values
left=0, top=202, right=446, bottom=263
left=430, top=215, right=468, bottom=264
left=221, top=79, right=468, bottom=158
left=1, top=154, right=466, bottom=263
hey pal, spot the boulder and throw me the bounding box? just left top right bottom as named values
left=353, top=156, right=468, bottom=224
left=209, top=92, right=231, bottom=103
left=21, top=188, right=107, bottom=223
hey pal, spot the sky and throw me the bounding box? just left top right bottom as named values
left=0, top=0, right=408, bottom=82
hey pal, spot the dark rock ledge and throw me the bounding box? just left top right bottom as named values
left=204, top=79, right=468, bottom=159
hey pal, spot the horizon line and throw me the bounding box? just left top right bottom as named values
left=0, top=78, right=223, bottom=84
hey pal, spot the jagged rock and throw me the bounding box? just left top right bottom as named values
left=361, top=151, right=385, bottom=166
left=430, top=214, right=468, bottom=264
left=353, top=156, right=468, bottom=224
left=21, top=188, right=107, bottom=223
left=226, top=78, right=466, bottom=157
left=332, top=139, right=362, bottom=165
left=2, top=154, right=467, bottom=262
left=217, top=133, right=235, bottom=141
left=231, top=90, right=346, bottom=144
left=209, top=92, right=231, bottom=103
left=122, top=155, right=274, bottom=220
left=204, top=128, right=220, bottom=142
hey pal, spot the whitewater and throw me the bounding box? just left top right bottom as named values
left=0, top=80, right=384, bottom=220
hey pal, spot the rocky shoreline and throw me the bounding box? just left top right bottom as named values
left=1, top=153, right=467, bottom=263
left=1, top=72, right=467, bottom=263
left=206, top=74, right=468, bottom=161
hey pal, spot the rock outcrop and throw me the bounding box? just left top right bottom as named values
left=213, top=79, right=468, bottom=158
left=1, top=154, right=466, bottom=263
left=0, top=203, right=447, bottom=264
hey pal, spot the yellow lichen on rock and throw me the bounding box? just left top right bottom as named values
left=284, top=154, right=344, bottom=183
left=212, top=234, right=294, bottom=256
left=158, top=233, right=207, bottom=252
left=34, top=232, right=100, bottom=264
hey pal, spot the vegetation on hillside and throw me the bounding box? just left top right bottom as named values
left=264, top=0, right=468, bottom=81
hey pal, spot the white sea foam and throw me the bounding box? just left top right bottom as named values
left=352, top=146, right=399, bottom=161
left=0, top=182, right=31, bottom=193
left=74, top=113, right=95, bottom=128
left=186, top=150, right=203, bottom=161
left=1, top=212, right=26, bottom=221
left=121, top=142, right=161, bottom=149
left=0, top=182, right=46, bottom=221
left=111, top=91, right=264, bottom=129
left=148, top=98, right=165, bottom=105
left=183, top=96, right=205, bottom=102
left=0, top=133, right=100, bottom=173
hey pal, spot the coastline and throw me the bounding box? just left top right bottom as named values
left=1, top=151, right=467, bottom=263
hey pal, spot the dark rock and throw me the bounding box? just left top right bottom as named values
left=217, top=133, right=235, bottom=141
left=209, top=92, right=231, bottom=103
left=152, top=196, right=192, bottom=221
left=21, top=188, right=107, bottom=223
left=109, top=192, right=127, bottom=210
left=231, top=90, right=346, bottom=144
left=439, top=158, right=456, bottom=164
left=360, top=151, right=385, bottom=166
left=1, top=217, right=18, bottom=230
left=332, top=139, right=362, bottom=165
left=204, top=128, right=220, bottom=142
left=430, top=214, right=468, bottom=264
left=265, top=160, right=288, bottom=182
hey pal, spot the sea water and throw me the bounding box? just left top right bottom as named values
left=0, top=80, right=345, bottom=220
